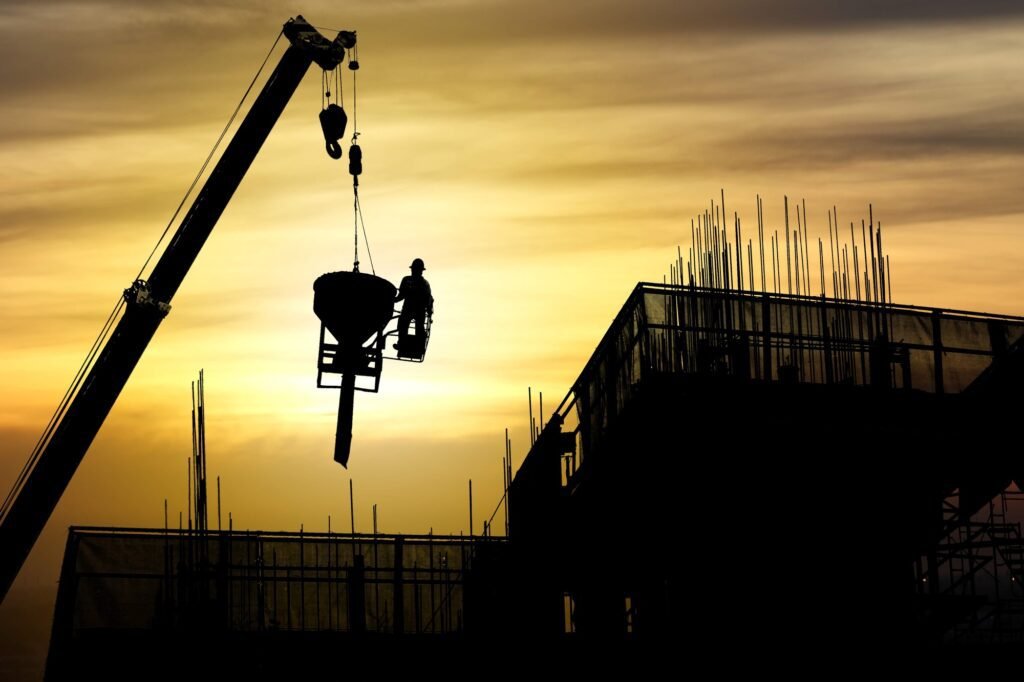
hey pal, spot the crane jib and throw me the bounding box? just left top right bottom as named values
left=0, top=16, right=356, bottom=605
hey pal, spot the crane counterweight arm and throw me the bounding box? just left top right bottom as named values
left=0, top=16, right=353, bottom=604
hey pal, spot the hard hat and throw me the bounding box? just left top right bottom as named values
left=410, top=258, right=426, bottom=270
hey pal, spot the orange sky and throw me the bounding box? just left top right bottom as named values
left=2, top=0, right=1024, bottom=673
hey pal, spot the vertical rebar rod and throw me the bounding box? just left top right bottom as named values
left=528, top=387, right=534, bottom=447
left=191, top=382, right=197, bottom=530
left=776, top=232, right=783, bottom=295
left=886, top=254, right=893, bottom=305
left=505, top=429, right=511, bottom=534
left=678, top=244, right=684, bottom=290
left=349, top=479, right=355, bottom=534
left=715, top=207, right=723, bottom=289
left=771, top=233, right=778, bottom=293
left=315, top=543, right=321, bottom=630
left=202, top=372, right=208, bottom=534
left=187, top=457, right=192, bottom=532
left=802, top=199, right=812, bottom=297
left=327, top=515, right=333, bottom=630
left=843, top=247, right=850, bottom=300
left=696, top=220, right=703, bottom=287
left=850, top=222, right=860, bottom=302
left=869, top=223, right=878, bottom=306
left=372, top=504, right=379, bottom=631
left=721, top=188, right=727, bottom=262
left=818, top=239, right=825, bottom=296
left=877, top=222, right=886, bottom=306
left=828, top=210, right=837, bottom=299
left=197, top=376, right=202, bottom=533
left=795, top=210, right=803, bottom=296
left=747, top=239, right=755, bottom=294
left=711, top=210, right=719, bottom=288
left=794, top=229, right=801, bottom=296
left=784, top=197, right=792, bottom=295
left=299, top=524, right=305, bottom=629
left=757, top=195, right=765, bottom=292
left=860, top=219, right=870, bottom=303
left=735, top=212, right=743, bottom=292
left=853, top=245, right=861, bottom=302
left=691, top=219, right=697, bottom=283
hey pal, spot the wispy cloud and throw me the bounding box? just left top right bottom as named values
left=2, top=5, right=1024, bottom=671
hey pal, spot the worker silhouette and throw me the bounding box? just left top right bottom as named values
left=394, top=258, right=433, bottom=357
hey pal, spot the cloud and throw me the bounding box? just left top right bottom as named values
left=4, top=5, right=1024, bottom=674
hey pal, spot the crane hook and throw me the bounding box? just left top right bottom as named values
left=319, top=104, right=347, bottom=160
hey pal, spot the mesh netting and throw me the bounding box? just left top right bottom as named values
left=61, top=529, right=497, bottom=637
left=569, top=284, right=1024, bottom=462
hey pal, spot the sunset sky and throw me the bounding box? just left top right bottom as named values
left=2, top=0, right=1024, bottom=672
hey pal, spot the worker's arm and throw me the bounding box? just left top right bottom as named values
left=395, top=276, right=409, bottom=302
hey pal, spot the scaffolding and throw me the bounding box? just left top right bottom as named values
left=918, top=488, right=1024, bottom=643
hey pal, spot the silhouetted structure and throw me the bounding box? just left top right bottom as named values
left=47, top=527, right=509, bottom=677
left=510, top=282, right=1024, bottom=646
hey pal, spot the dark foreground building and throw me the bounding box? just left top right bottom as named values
left=46, top=284, right=1024, bottom=676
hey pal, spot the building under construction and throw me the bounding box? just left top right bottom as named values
left=45, top=261, right=1024, bottom=673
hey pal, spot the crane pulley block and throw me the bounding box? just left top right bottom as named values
left=348, top=143, right=362, bottom=176
left=123, top=279, right=171, bottom=316
left=283, top=16, right=355, bottom=71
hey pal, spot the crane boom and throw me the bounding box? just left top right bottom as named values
left=0, top=16, right=354, bottom=603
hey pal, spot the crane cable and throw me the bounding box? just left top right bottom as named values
left=348, top=44, right=375, bottom=275
left=321, top=66, right=342, bottom=110
left=0, top=30, right=286, bottom=522
left=137, top=30, right=284, bottom=282
left=354, top=188, right=374, bottom=276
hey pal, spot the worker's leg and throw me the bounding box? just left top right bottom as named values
left=397, top=313, right=411, bottom=345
